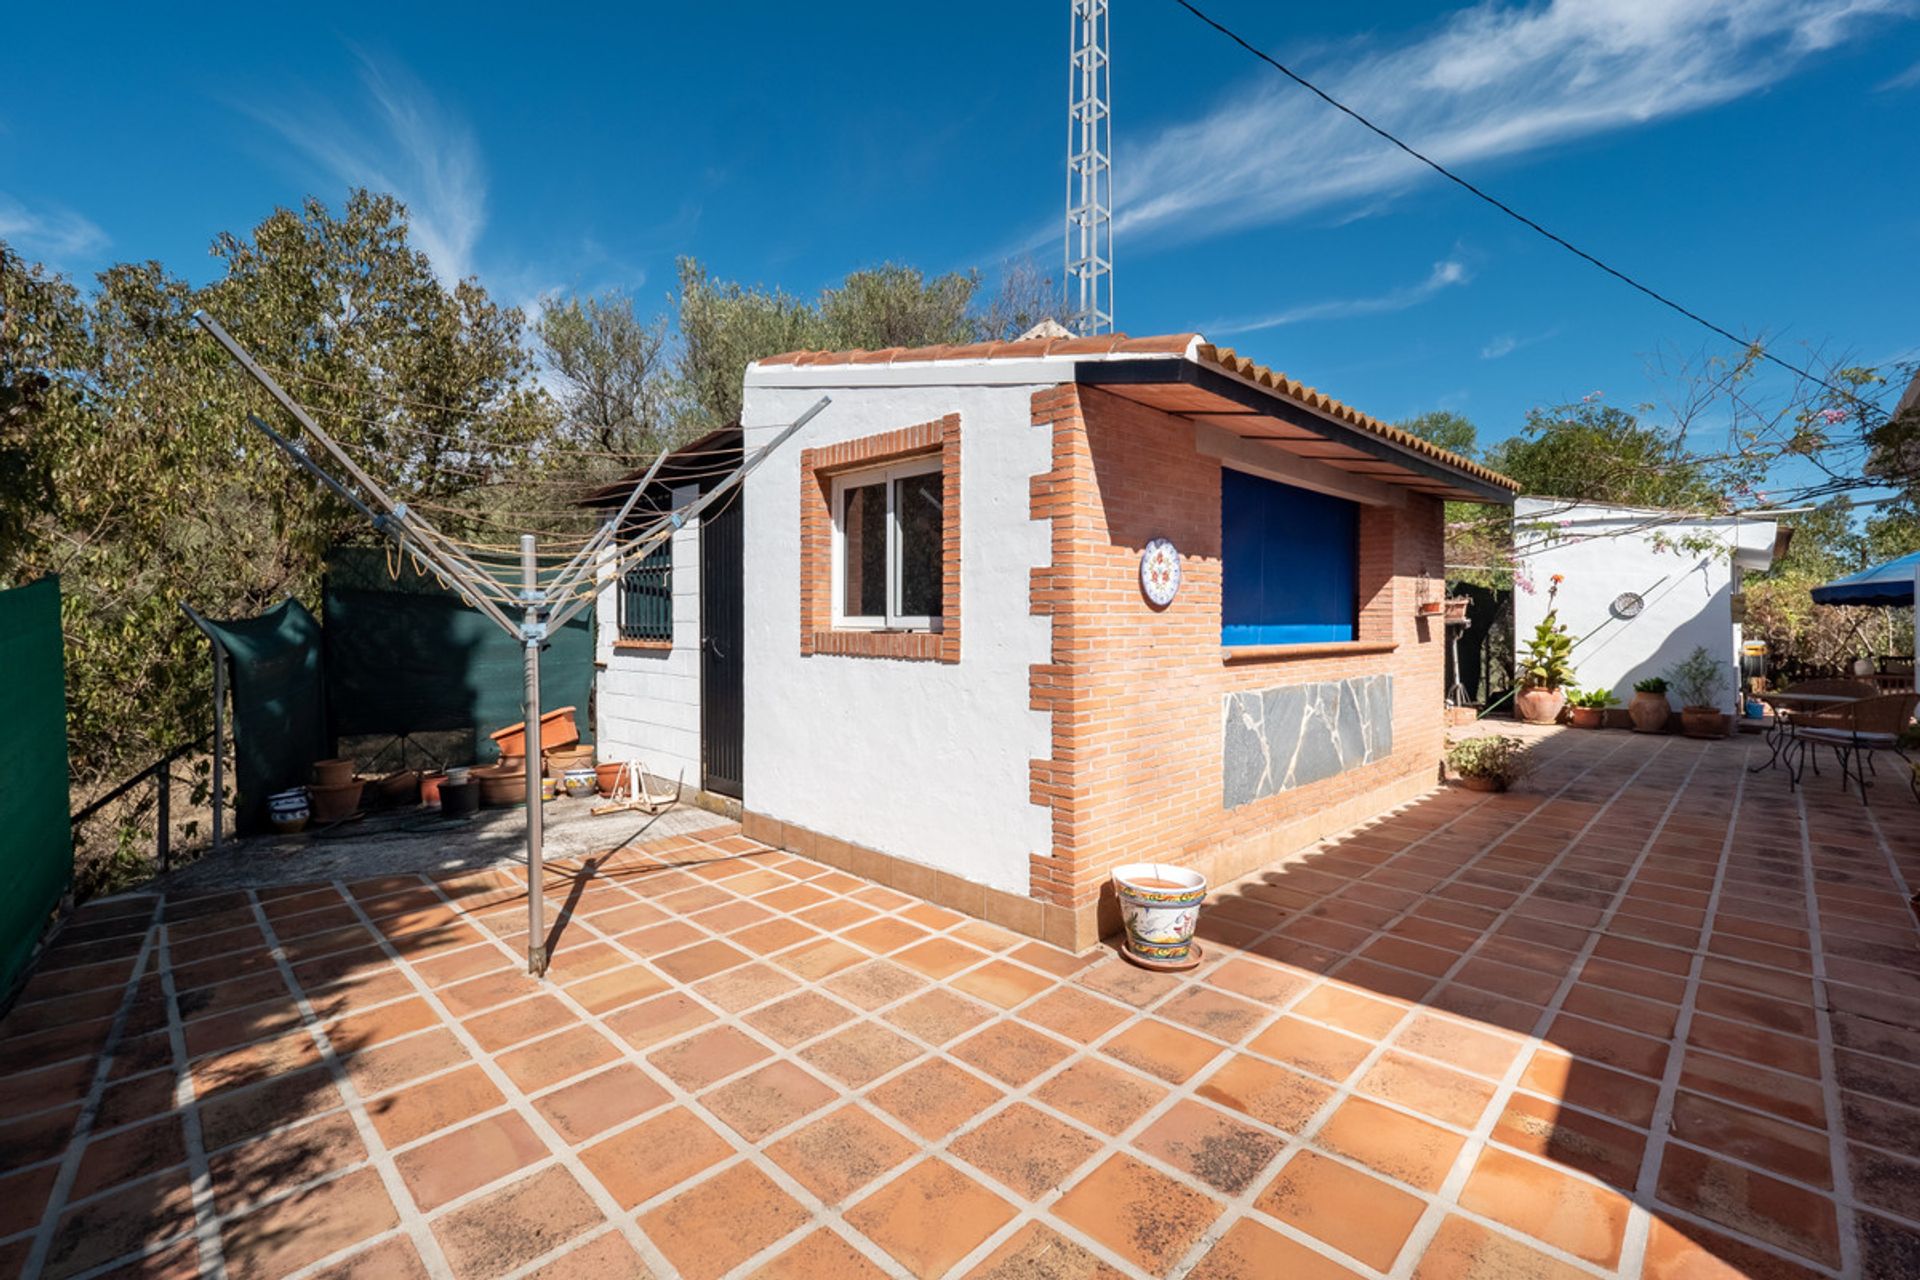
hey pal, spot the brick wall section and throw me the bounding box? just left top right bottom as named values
left=798, top=414, right=961, bottom=663
left=1029, top=384, right=1448, bottom=947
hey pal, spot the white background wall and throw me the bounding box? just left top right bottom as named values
left=738, top=378, right=1057, bottom=895
left=594, top=482, right=702, bottom=790
left=1512, top=497, right=1774, bottom=708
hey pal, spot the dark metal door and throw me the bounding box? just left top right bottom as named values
left=700, top=493, right=745, bottom=798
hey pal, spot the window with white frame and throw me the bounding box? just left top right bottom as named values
left=831, top=456, right=944, bottom=631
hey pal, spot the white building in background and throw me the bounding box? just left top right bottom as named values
left=1511, top=497, right=1785, bottom=707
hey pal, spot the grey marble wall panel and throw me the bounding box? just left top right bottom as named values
left=1222, top=675, right=1393, bottom=809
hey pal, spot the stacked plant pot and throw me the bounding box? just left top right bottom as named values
left=308, top=757, right=364, bottom=823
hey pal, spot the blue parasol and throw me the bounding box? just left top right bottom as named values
left=1810, top=550, right=1920, bottom=606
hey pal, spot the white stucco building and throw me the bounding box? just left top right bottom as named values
left=1511, top=497, right=1784, bottom=708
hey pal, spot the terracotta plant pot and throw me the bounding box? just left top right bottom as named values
left=489, top=707, right=581, bottom=761
left=1458, top=775, right=1506, bottom=792
left=596, top=761, right=630, bottom=797
left=312, top=757, right=355, bottom=788
left=420, top=772, right=448, bottom=809
left=475, top=765, right=526, bottom=808
left=545, top=745, right=595, bottom=778
left=1629, top=691, right=1671, bottom=733
left=497, top=752, right=525, bottom=773
left=1514, top=687, right=1566, bottom=725
left=1111, top=863, right=1207, bottom=969
left=1445, top=597, right=1470, bottom=624
left=1681, top=707, right=1729, bottom=739
left=308, top=780, right=364, bottom=823
left=1568, top=706, right=1604, bottom=729
left=374, top=769, right=419, bottom=806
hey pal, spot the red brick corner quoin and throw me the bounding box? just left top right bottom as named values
left=799, top=414, right=961, bottom=662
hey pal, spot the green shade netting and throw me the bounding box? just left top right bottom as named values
left=0, top=577, right=73, bottom=994
left=321, top=546, right=593, bottom=766
left=195, top=597, right=328, bottom=836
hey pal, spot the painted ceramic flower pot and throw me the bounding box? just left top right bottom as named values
left=267, top=787, right=309, bottom=834
left=1514, top=687, right=1566, bottom=725
left=1112, top=863, right=1208, bottom=970
left=1629, top=692, right=1671, bottom=734
left=562, top=767, right=598, bottom=798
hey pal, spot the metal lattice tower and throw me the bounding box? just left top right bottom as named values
left=1066, top=0, right=1112, bottom=335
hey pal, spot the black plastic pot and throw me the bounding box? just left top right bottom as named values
left=439, top=780, right=480, bottom=819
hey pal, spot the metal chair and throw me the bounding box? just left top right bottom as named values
left=1788, top=693, right=1920, bottom=803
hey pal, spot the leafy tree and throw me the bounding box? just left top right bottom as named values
left=1398, top=410, right=1478, bottom=459
left=673, top=258, right=825, bottom=434
left=535, top=291, right=674, bottom=458
left=816, top=264, right=977, bottom=351
left=0, top=245, right=92, bottom=584
left=1485, top=399, right=1727, bottom=511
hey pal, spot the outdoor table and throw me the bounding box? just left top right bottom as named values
left=1749, top=692, right=1864, bottom=773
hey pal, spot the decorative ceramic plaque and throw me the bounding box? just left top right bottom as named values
left=1140, top=537, right=1180, bottom=607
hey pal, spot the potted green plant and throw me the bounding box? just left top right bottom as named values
left=1446, top=735, right=1530, bottom=792
left=1665, top=647, right=1731, bottom=738
left=1628, top=676, right=1671, bottom=734
left=1566, top=688, right=1617, bottom=729
left=1516, top=611, right=1575, bottom=724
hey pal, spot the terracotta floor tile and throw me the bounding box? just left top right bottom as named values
left=1656, top=1143, right=1840, bottom=1267
left=767, top=1104, right=920, bottom=1205
left=867, top=1058, right=1003, bottom=1141
left=1076, top=958, right=1182, bottom=1008
left=652, top=939, right=751, bottom=984
left=1201, top=956, right=1309, bottom=1006
left=70, top=1114, right=186, bottom=1199
left=842, top=917, right=933, bottom=956
left=496, top=1026, right=620, bottom=1093
left=199, top=1067, right=344, bottom=1151
left=691, top=899, right=775, bottom=933
left=1028, top=1059, right=1165, bottom=1138
left=603, top=992, right=714, bottom=1052
left=534, top=1063, right=670, bottom=1143
left=1294, top=984, right=1406, bottom=1039
left=220, top=1166, right=398, bottom=1280
left=1055, top=1152, right=1223, bottom=1276
left=516, top=1231, right=649, bottom=1279
left=1489, top=1090, right=1645, bottom=1191
left=1359, top=1051, right=1497, bottom=1128
left=563, top=962, right=669, bottom=1015
left=0, top=1163, right=57, bottom=1238
left=1021, top=986, right=1132, bottom=1042
left=1411, top=1214, right=1591, bottom=1280
left=883, top=988, right=995, bottom=1045
left=951, top=1102, right=1103, bottom=1199
left=464, top=994, right=574, bottom=1052
left=1256, top=1149, right=1425, bottom=1273
left=962, top=1223, right=1123, bottom=1278
left=1518, top=1049, right=1658, bottom=1129
left=1134, top=1098, right=1285, bottom=1196
left=1156, top=986, right=1269, bottom=1043
left=1670, top=1091, right=1832, bottom=1189
left=206, top=1112, right=365, bottom=1214
left=701, top=1060, right=838, bottom=1142
left=846, top=1158, right=1017, bottom=1277
left=1544, top=1012, right=1671, bottom=1079
left=647, top=1025, right=770, bottom=1091
left=1395, top=1013, right=1523, bottom=1080
left=616, top=919, right=706, bottom=957
left=1187, top=1217, right=1365, bottom=1280
left=893, top=937, right=988, bottom=981
left=1640, top=1215, right=1828, bottom=1280
left=641, top=1162, right=810, bottom=1280
left=439, top=969, right=537, bottom=1017
left=395, top=1111, right=549, bottom=1211
left=749, top=1228, right=890, bottom=1279
left=1314, top=1095, right=1465, bottom=1192
left=1102, top=1020, right=1223, bottom=1083
left=366, top=1064, right=505, bottom=1146
left=1246, top=1016, right=1373, bottom=1084
left=950, top=921, right=1023, bottom=953
left=793, top=901, right=877, bottom=933
left=953, top=1021, right=1074, bottom=1086
left=746, top=991, right=858, bottom=1047
left=686, top=962, right=797, bottom=1015
left=1679, top=1051, right=1828, bottom=1130
left=1459, top=1147, right=1630, bottom=1267
left=951, top=959, right=1055, bottom=1010
left=306, top=1235, right=431, bottom=1280
left=433, top=1165, right=606, bottom=1280
left=732, top=919, right=819, bottom=956
left=797, top=1021, right=922, bottom=1089
left=1689, top=1012, right=1822, bottom=1079
left=753, top=883, right=833, bottom=915
left=579, top=1106, right=733, bottom=1209
left=822, top=960, right=929, bottom=1010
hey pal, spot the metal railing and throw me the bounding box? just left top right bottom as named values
left=69, top=732, right=213, bottom=875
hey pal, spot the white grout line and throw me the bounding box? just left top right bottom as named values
left=242, top=892, right=460, bottom=1280
left=152, top=920, right=229, bottom=1278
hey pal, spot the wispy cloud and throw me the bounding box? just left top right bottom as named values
left=1204, top=257, right=1471, bottom=336
left=1879, top=56, right=1920, bottom=89
left=1123, top=0, right=1905, bottom=248
left=1481, top=327, right=1560, bottom=359
left=0, top=193, right=107, bottom=262
left=249, top=52, right=485, bottom=285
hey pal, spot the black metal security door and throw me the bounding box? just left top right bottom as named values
left=700, top=493, right=745, bottom=798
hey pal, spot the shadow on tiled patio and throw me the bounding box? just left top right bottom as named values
left=2, top=728, right=1917, bottom=1278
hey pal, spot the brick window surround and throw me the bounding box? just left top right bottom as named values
left=800, top=415, right=960, bottom=662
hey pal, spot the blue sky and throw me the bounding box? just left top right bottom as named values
left=4, top=0, right=1918, bottom=455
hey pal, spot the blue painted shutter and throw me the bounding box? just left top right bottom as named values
left=1221, top=468, right=1358, bottom=645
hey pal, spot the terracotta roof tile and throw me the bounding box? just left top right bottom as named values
left=747, top=331, right=1516, bottom=493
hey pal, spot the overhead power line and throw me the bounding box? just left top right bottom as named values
left=1167, top=0, right=1867, bottom=406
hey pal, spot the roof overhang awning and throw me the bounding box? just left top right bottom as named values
left=1811, top=549, right=1920, bottom=607
left=1076, top=357, right=1515, bottom=505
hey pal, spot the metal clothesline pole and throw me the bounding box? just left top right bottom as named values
left=521, top=534, right=546, bottom=976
